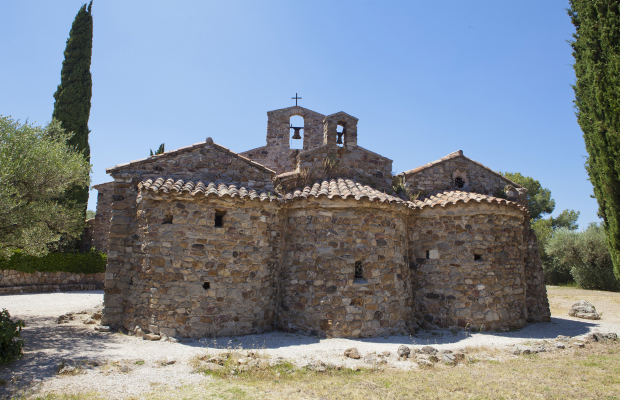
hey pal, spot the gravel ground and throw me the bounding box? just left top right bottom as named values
left=1, top=290, right=619, bottom=399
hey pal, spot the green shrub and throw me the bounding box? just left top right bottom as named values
left=0, top=309, right=25, bottom=365
left=0, top=249, right=106, bottom=275
left=546, top=223, right=620, bottom=292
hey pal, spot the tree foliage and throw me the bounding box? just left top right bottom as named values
left=0, top=309, right=24, bottom=365
left=569, top=0, right=620, bottom=279
left=547, top=223, right=620, bottom=291
left=502, top=172, right=555, bottom=221
left=0, top=116, right=90, bottom=258
left=52, top=1, right=93, bottom=215
left=150, top=143, right=165, bottom=156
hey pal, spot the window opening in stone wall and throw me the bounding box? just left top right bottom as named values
left=474, top=254, right=482, bottom=261
left=354, top=261, right=363, bottom=281
left=426, top=250, right=430, bottom=259
left=290, top=115, right=304, bottom=149
left=203, top=282, right=210, bottom=290
left=214, top=210, right=226, bottom=227
left=455, top=177, right=465, bottom=189
left=336, top=123, right=346, bottom=147
left=162, top=214, right=173, bottom=224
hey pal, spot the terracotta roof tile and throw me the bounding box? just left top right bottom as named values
left=139, top=178, right=275, bottom=202
left=282, top=178, right=406, bottom=204
left=410, top=190, right=527, bottom=212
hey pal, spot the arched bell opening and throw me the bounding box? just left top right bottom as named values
left=336, top=122, right=346, bottom=147
left=290, top=115, right=304, bottom=149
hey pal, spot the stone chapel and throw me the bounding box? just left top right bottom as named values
left=93, top=104, right=550, bottom=339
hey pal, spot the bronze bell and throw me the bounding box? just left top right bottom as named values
left=336, top=132, right=344, bottom=145
left=290, top=125, right=303, bottom=140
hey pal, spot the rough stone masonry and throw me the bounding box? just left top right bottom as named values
left=92, top=104, right=550, bottom=339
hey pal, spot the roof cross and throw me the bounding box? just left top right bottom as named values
left=292, top=93, right=302, bottom=106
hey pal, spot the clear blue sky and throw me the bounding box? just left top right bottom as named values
left=0, top=1, right=599, bottom=228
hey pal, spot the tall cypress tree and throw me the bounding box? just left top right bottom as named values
left=569, top=0, right=620, bottom=278
left=52, top=1, right=93, bottom=215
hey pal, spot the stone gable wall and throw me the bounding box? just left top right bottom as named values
left=403, top=156, right=515, bottom=197
left=277, top=200, right=412, bottom=337
left=111, top=144, right=274, bottom=191
left=409, top=203, right=527, bottom=331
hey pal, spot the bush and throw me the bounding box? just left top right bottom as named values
left=0, top=249, right=106, bottom=275
left=546, top=223, right=620, bottom=292
left=0, top=309, right=25, bottom=365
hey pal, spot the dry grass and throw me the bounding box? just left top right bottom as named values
left=547, top=285, right=620, bottom=323
left=145, top=341, right=620, bottom=400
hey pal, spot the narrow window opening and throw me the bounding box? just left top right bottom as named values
left=336, top=123, right=346, bottom=147
left=354, top=261, right=363, bottom=280
left=455, top=177, right=465, bottom=189
left=290, top=115, right=304, bottom=149
left=214, top=210, right=226, bottom=227
left=203, top=282, right=210, bottom=290
left=162, top=214, right=173, bottom=224
left=474, top=254, right=482, bottom=261
left=426, top=250, right=430, bottom=259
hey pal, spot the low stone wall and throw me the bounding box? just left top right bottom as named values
left=0, top=270, right=104, bottom=295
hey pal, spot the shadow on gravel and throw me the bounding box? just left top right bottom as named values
left=178, top=316, right=603, bottom=352
left=0, top=313, right=123, bottom=399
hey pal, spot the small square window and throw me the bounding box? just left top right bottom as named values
left=214, top=210, right=226, bottom=227
left=474, top=254, right=482, bottom=261
left=354, top=261, right=363, bottom=280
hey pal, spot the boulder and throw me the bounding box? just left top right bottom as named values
left=442, top=353, right=456, bottom=364
left=420, top=346, right=438, bottom=355
left=568, top=300, right=601, bottom=320
left=587, top=332, right=618, bottom=342
left=397, top=345, right=410, bottom=358
left=344, top=347, right=361, bottom=359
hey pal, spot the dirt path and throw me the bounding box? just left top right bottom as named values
left=1, top=288, right=619, bottom=399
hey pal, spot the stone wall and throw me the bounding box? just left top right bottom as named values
left=277, top=144, right=393, bottom=192
left=0, top=270, right=104, bottom=295
left=241, top=106, right=326, bottom=174
left=523, top=222, right=551, bottom=322
left=401, top=151, right=519, bottom=197
left=409, top=202, right=528, bottom=331
left=277, top=199, right=412, bottom=337
left=93, top=181, right=114, bottom=253
left=104, top=191, right=281, bottom=338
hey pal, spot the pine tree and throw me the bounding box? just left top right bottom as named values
left=52, top=1, right=93, bottom=215
left=569, top=0, right=620, bottom=278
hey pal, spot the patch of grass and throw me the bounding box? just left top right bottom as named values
left=135, top=360, right=145, bottom=365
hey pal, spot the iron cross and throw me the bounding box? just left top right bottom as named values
left=292, top=93, right=302, bottom=106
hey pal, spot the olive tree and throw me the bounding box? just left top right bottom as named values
left=0, top=116, right=90, bottom=257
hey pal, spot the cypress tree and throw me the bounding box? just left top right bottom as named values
left=52, top=1, right=93, bottom=215
left=569, top=0, right=620, bottom=278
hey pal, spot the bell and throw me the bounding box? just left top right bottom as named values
left=336, top=132, right=344, bottom=145
left=291, top=125, right=303, bottom=140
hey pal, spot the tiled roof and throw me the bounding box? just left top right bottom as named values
left=106, top=138, right=275, bottom=175
left=411, top=190, right=527, bottom=212
left=400, top=150, right=523, bottom=189
left=281, top=178, right=406, bottom=204
left=139, top=178, right=275, bottom=202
